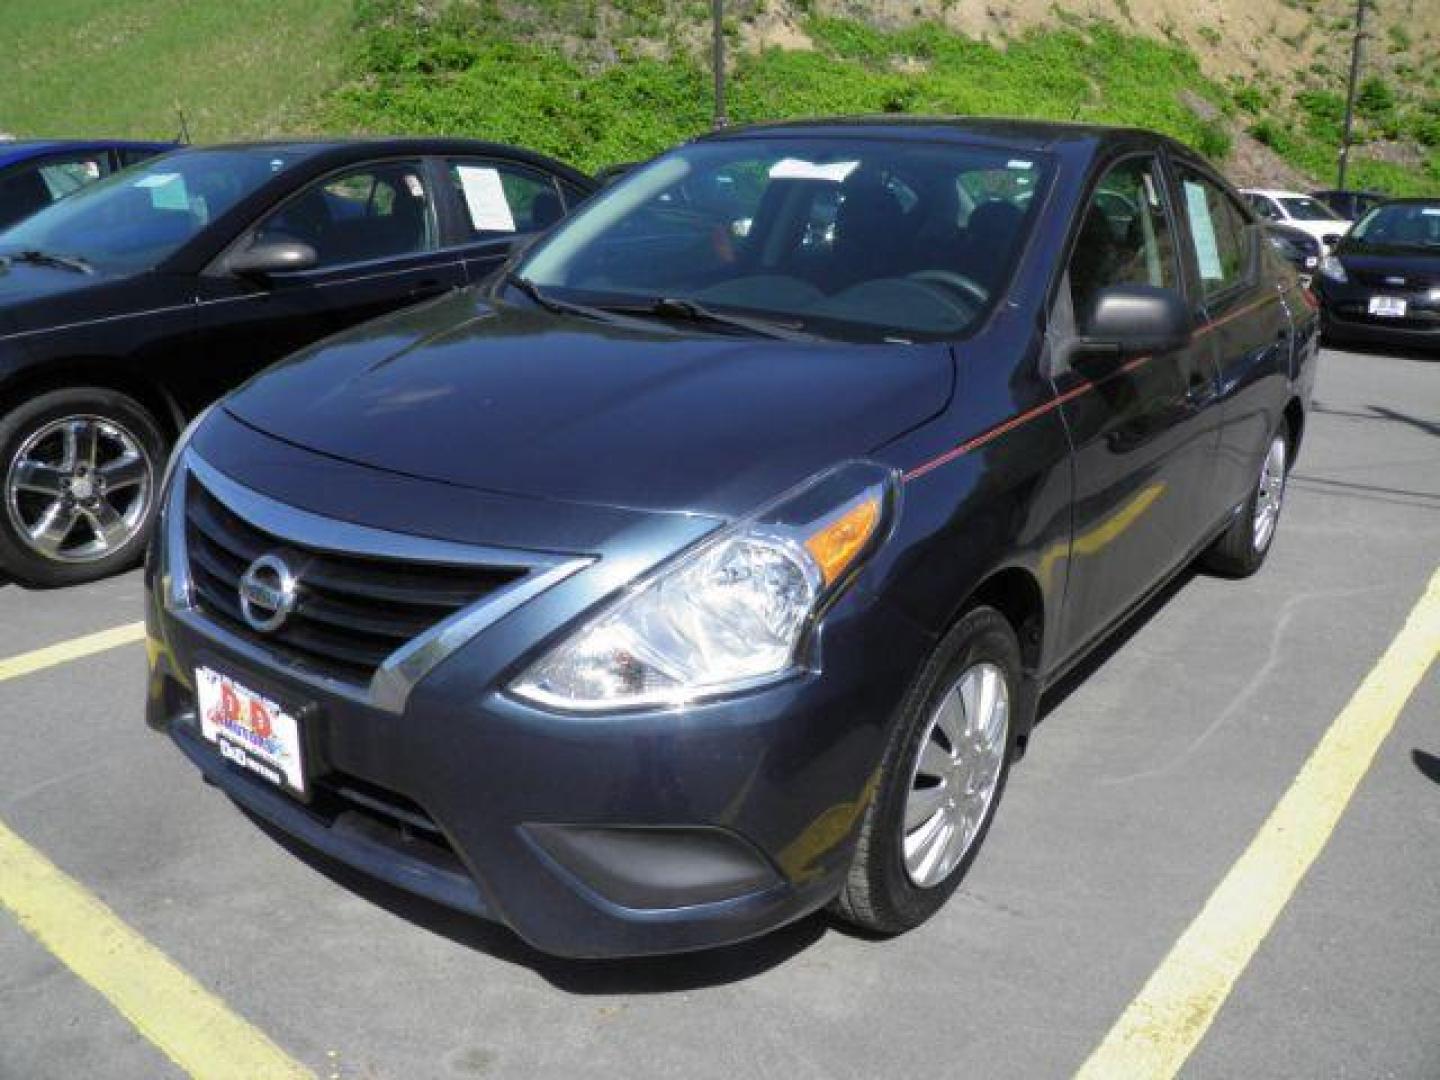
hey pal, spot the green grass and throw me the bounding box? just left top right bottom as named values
left=2, top=0, right=1436, bottom=194
left=0, top=0, right=351, bottom=141
left=328, top=4, right=1234, bottom=172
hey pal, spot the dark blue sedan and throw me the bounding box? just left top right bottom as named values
left=0, top=139, right=172, bottom=230
left=145, top=119, right=1317, bottom=957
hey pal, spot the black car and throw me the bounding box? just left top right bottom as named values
left=0, top=139, right=173, bottom=231
left=1263, top=220, right=1322, bottom=282
left=1316, top=197, right=1440, bottom=349
left=0, top=139, right=593, bottom=585
left=146, top=118, right=1316, bottom=958
left=1311, top=188, right=1388, bottom=223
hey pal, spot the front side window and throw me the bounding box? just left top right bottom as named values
left=446, top=159, right=563, bottom=240
left=0, top=148, right=308, bottom=273
left=519, top=138, right=1053, bottom=342
left=253, top=161, right=436, bottom=268
left=1246, top=194, right=1279, bottom=221
left=1068, top=156, right=1179, bottom=328
left=1178, top=168, right=1253, bottom=299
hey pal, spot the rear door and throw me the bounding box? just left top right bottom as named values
left=1171, top=162, right=1292, bottom=523
left=194, top=157, right=467, bottom=393
left=1051, top=153, right=1221, bottom=657
left=435, top=157, right=576, bottom=284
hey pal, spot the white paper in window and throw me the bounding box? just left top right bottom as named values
left=768, top=158, right=859, bottom=182
left=456, top=165, right=516, bottom=232
left=1184, top=181, right=1223, bottom=281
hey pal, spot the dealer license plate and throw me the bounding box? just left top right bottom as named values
left=1368, top=296, right=1407, bottom=318
left=197, top=666, right=306, bottom=795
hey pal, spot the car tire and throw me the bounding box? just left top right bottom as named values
left=1200, top=419, right=1290, bottom=579
left=0, top=388, right=168, bottom=587
left=833, top=605, right=1021, bottom=935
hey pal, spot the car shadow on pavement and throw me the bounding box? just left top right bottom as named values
left=242, top=809, right=828, bottom=992
left=1412, top=750, right=1440, bottom=786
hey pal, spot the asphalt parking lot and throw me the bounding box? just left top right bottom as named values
left=1, top=344, right=1436, bottom=1080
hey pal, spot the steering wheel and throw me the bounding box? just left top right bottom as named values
left=907, top=270, right=990, bottom=310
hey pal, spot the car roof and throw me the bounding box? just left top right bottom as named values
left=698, top=115, right=1187, bottom=154
left=0, top=138, right=175, bottom=166
left=180, top=137, right=593, bottom=184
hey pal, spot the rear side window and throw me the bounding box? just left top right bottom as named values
left=254, top=161, right=437, bottom=268
left=1178, top=168, right=1252, bottom=299
left=1068, top=155, right=1179, bottom=327
left=445, top=159, right=564, bottom=240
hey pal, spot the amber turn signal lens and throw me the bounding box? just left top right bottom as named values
left=804, top=497, right=881, bottom=584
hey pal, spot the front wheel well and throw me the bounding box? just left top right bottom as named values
left=0, top=361, right=184, bottom=441
left=966, top=567, right=1044, bottom=677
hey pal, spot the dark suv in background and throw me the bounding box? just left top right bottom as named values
left=146, top=119, right=1315, bottom=957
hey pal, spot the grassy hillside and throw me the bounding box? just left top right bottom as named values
left=1, top=0, right=1437, bottom=194
left=0, top=0, right=349, bottom=141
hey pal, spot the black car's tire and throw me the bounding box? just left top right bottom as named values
left=0, top=388, right=168, bottom=587
left=833, top=606, right=1021, bottom=935
left=1200, top=419, right=1290, bottom=579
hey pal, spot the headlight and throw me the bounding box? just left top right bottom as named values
left=1320, top=255, right=1348, bottom=284
left=511, top=462, right=895, bottom=711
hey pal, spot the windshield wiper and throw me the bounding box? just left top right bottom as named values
left=504, top=272, right=617, bottom=323
left=613, top=297, right=816, bottom=341
left=9, top=249, right=93, bottom=274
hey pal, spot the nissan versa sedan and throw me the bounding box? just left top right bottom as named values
left=0, top=139, right=592, bottom=586
left=146, top=119, right=1317, bottom=958
left=1316, top=197, right=1440, bottom=350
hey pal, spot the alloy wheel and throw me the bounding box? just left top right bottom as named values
left=4, top=415, right=153, bottom=564
left=901, top=660, right=1010, bottom=888
left=1252, top=434, right=1287, bottom=554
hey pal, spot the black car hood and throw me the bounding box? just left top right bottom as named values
left=224, top=290, right=954, bottom=519
left=0, top=260, right=132, bottom=330
left=1336, top=247, right=1440, bottom=282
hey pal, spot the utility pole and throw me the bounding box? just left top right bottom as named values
left=711, top=0, right=728, bottom=129
left=1337, top=0, right=1367, bottom=191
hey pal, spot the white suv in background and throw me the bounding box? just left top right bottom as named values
left=1241, top=188, right=1352, bottom=252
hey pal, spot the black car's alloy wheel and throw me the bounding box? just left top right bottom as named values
left=0, top=388, right=167, bottom=586
left=1200, top=418, right=1290, bottom=578
left=834, top=605, right=1021, bottom=934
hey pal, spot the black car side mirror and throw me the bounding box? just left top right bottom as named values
left=229, top=240, right=318, bottom=279
left=1075, top=284, right=1193, bottom=358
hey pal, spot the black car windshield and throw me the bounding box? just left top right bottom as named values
left=1346, top=202, right=1440, bottom=252
left=1279, top=195, right=1344, bottom=222
left=0, top=148, right=311, bottom=274
left=520, top=137, right=1053, bottom=342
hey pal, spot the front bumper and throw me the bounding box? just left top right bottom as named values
left=145, top=438, right=931, bottom=958
left=1318, top=282, right=1440, bottom=349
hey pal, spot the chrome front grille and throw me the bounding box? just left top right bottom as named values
left=183, top=475, right=526, bottom=685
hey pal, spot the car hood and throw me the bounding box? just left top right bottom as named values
left=1335, top=247, right=1440, bottom=283
left=0, top=260, right=130, bottom=329
left=224, top=289, right=954, bottom=519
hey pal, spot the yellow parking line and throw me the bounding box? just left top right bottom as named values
left=1076, top=566, right=1440, bottom=1079
left=0, top=819, right=312, bottom=1079
left=0, top=621, right=147, bottom=683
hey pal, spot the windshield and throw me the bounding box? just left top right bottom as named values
left=1279, top=196, right=1344, bottom=222
left=520, top=137, right=1053, bottom=342
left=0, top=148, right=310, bottom=273
left=1346, top=202, right=1440, bottom=252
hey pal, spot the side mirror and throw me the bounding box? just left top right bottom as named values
left=229, top=240, right=318, bottom=279
left=1076, top=284, right=1193, bottom=358
left=1322, top=233, right=1342, bottom=248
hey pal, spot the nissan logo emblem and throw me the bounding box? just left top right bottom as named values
left=238, top=554, right=298, bottom=633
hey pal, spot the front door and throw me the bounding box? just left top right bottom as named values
left=1051, top=153, right=1221, bottom=660
left=194, top=159, right=466, bottom=397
